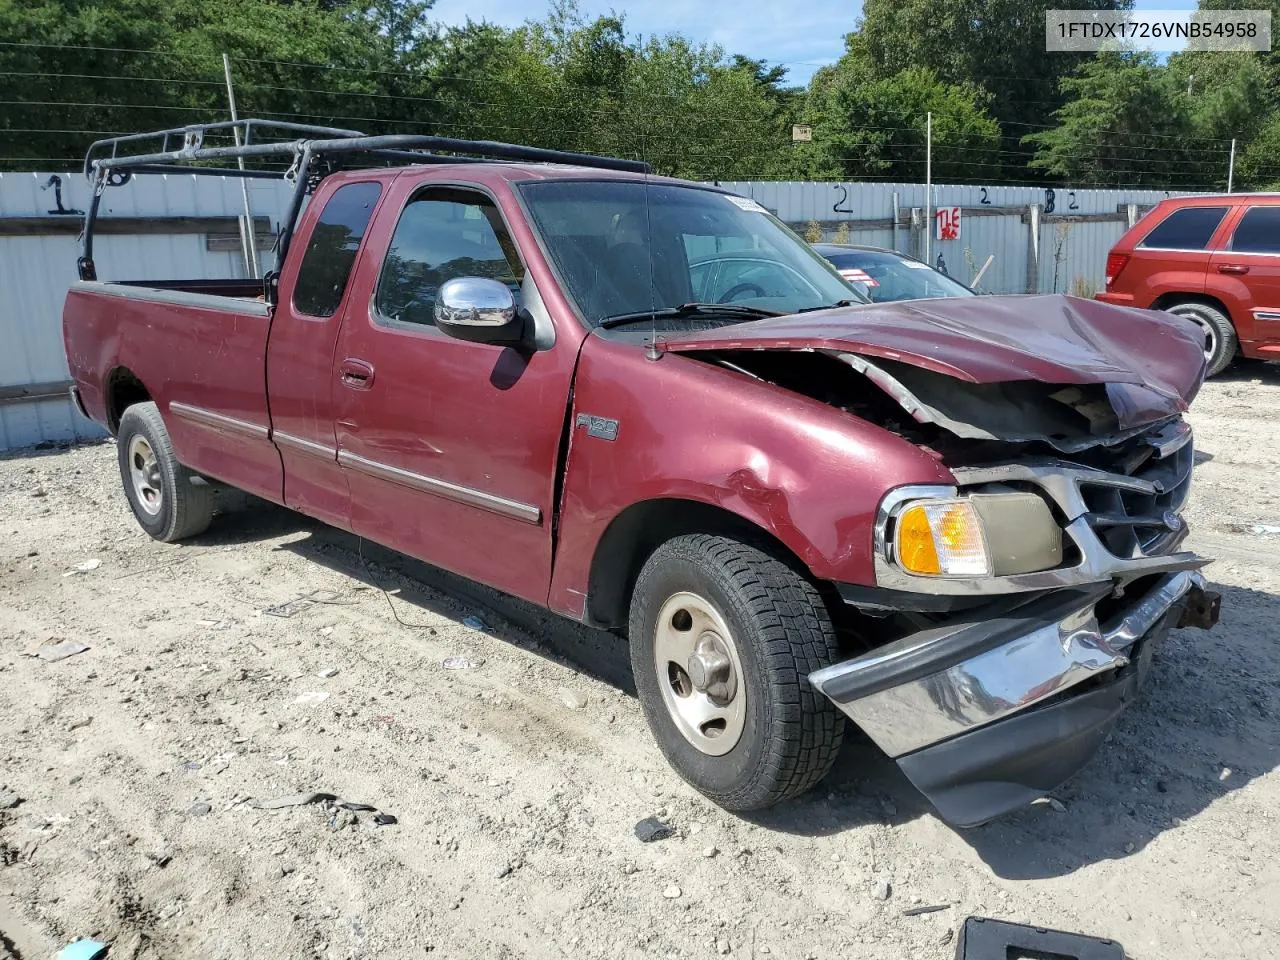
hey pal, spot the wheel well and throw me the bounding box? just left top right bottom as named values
left=584, top=498, right=826, bottom=630
left=1150, top=292, right=1231, bottom=319
left=105, top=367, right=151, bottom=434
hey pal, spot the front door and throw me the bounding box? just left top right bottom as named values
left=332, top=182, right=575, bottom=605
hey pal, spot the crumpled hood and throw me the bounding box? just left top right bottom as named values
left=658, top=294, right=1206, bottom=429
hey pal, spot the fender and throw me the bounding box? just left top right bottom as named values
left=547, top=335, right=955, bottom=621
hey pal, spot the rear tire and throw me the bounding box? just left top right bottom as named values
left=117, top=402, right=215, bottom=542
left=628, top=534, right=845, bottom=811
left=1165, top=301, right=1237, bottom=377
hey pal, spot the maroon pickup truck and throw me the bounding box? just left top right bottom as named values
left=64, top=122, right=1220, bottom=826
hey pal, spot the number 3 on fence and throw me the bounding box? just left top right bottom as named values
left=935, top=206, right=961, bottom=242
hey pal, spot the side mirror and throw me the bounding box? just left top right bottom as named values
left=435, top=277, right=524, bottom=345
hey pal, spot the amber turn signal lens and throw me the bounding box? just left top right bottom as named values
left=896, top=505, right=942, bottom=575
left=894, top=500, right=991, bottom=577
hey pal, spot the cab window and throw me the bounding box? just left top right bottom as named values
left=375, top=188, right=524, bottom=327
left=292, top=181, right=383, bottom=317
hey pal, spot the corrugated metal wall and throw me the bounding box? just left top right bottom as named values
left=0, top=171, right=292, bottom=451
left=719, top=182, right=1185, bottom=296
left=0, top=172, right=1187, bottom=452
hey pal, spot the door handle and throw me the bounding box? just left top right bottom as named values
left=339, top=357, right=375, bottom=390
left=1217, top=264, right=1250, bottom=275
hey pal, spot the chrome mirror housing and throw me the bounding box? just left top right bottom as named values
left=434, top=277, right=523, bottom=344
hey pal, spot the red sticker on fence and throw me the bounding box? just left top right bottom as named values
left=936, top=206, right=961, bottom=241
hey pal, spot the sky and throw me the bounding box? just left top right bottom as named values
left=426, top=0, right=1208, bottom=88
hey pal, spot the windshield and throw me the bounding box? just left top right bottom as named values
left=516, top=180, right=864, bottom=328
left=817, top=247, right=974, bottom=302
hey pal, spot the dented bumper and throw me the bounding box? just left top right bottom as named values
left=810, top=570, right=1219, bottom=826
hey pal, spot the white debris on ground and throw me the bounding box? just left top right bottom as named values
left=1, top=371, right=1279, bottom=959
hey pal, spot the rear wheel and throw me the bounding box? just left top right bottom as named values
left=117, top=402, right=215, bottom=542
left=628, top=534, right=845, bottom=811
left=1165, top=301, right=1237, bottom=377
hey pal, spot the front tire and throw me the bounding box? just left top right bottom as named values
left=1165, top=301, right=1237, bottom=377
left=117, top=402, right=215, bottom=542
left=628, top=534, right=845, bottom=811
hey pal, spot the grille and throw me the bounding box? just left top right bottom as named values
left=1077, top=427, right=1194, bottom=560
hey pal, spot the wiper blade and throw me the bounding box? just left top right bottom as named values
left=795, top=299, right=863, bottom=314
left=598, top=302, right=782, bottom=330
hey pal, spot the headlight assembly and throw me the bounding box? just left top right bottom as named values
left=887, top=490, right=1063, bottom=578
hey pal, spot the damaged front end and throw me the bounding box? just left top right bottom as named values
left=812, top=569, right=1216, bottom=826
left=818, top=396, right=1220, bottom=825
left=660, top=294, right=1222, bottom=825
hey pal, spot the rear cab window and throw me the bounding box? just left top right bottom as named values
left=293, top=181, right=383, bottom=317
left=1230, top=206, right=1280, bottom=254
left=1138, top=205, right=1229, bottom=251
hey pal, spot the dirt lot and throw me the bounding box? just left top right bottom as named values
left=2, top=369, right=1279, bottom=960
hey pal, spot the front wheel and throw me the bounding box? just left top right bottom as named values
left=628, top=534, right=845, bottom=811
left=1165, top=301, right=1237, bottom=377
left=117, top=402, right=216, bottom=542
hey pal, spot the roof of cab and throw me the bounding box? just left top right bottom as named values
left=1152, top=192, right=1280, bottom=207
left=323, top=162, right=718, bottom=192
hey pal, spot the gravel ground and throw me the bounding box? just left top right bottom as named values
left=1, top=368, right=1278, bottom=960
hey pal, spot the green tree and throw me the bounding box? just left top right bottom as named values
left=1169, top=51, right=1272, bottom=142
left=846, top=0, right=1132, bottom=138
left=794, top=63, right=1002, bottom=182
left=1237, top=114, right=1280, bottom=188
left=1024, top=51, right=1222, bottom=189
left=0, top=0, right=439, bottom=168
left=424, top=2, right=786, bottom=178
left=729, top=55, right=807, bottom=177
left=621, top=36, right=786, bottom=178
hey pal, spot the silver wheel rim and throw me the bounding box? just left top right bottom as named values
left=127, top=435, right=163, bottom=516
left=652, top=591, right=747, bottom=756
left=1173, top=308, right=1218, bottom=363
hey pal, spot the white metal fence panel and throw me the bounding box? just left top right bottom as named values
left=1036, top=218, right=1133, bottom=297
left=720, top=181, right=1185, bottom=294
left=0, top=171, right=292, bottom=451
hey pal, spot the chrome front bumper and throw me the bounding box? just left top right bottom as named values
left=811, top=570, right=1215, bottom=824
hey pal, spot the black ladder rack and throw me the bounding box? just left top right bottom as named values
left=77, top=119, right=652, bottom=287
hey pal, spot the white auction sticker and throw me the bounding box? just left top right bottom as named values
left=725, top=195, right=768, bottom=213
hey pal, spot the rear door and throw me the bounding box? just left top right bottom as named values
left=1210, top=201, right=1280, bottom=357
left=268, top=178, right=386, bottom=529
left=1128, top=203, right=1232, bottom=305
left=332, top=178, right=576, bottom=605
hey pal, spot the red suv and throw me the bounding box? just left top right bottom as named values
left=1098, top=193, right=1280, bottom=376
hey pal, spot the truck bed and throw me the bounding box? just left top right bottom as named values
left=62, top=279, right=282, bottom=502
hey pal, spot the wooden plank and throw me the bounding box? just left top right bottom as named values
left=788, top=204, right=1030, bottom=235
left=0, top=215, right=271, bottom=238
left=0, top=379, right=73, bottom=405
left=949, top=205, right=1028, bottom=218
left=787, top=218, right=896, bottom=233
left=1023, top=211, right=1129, bottom=225
left=206, top=232, right=276, bottom=253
